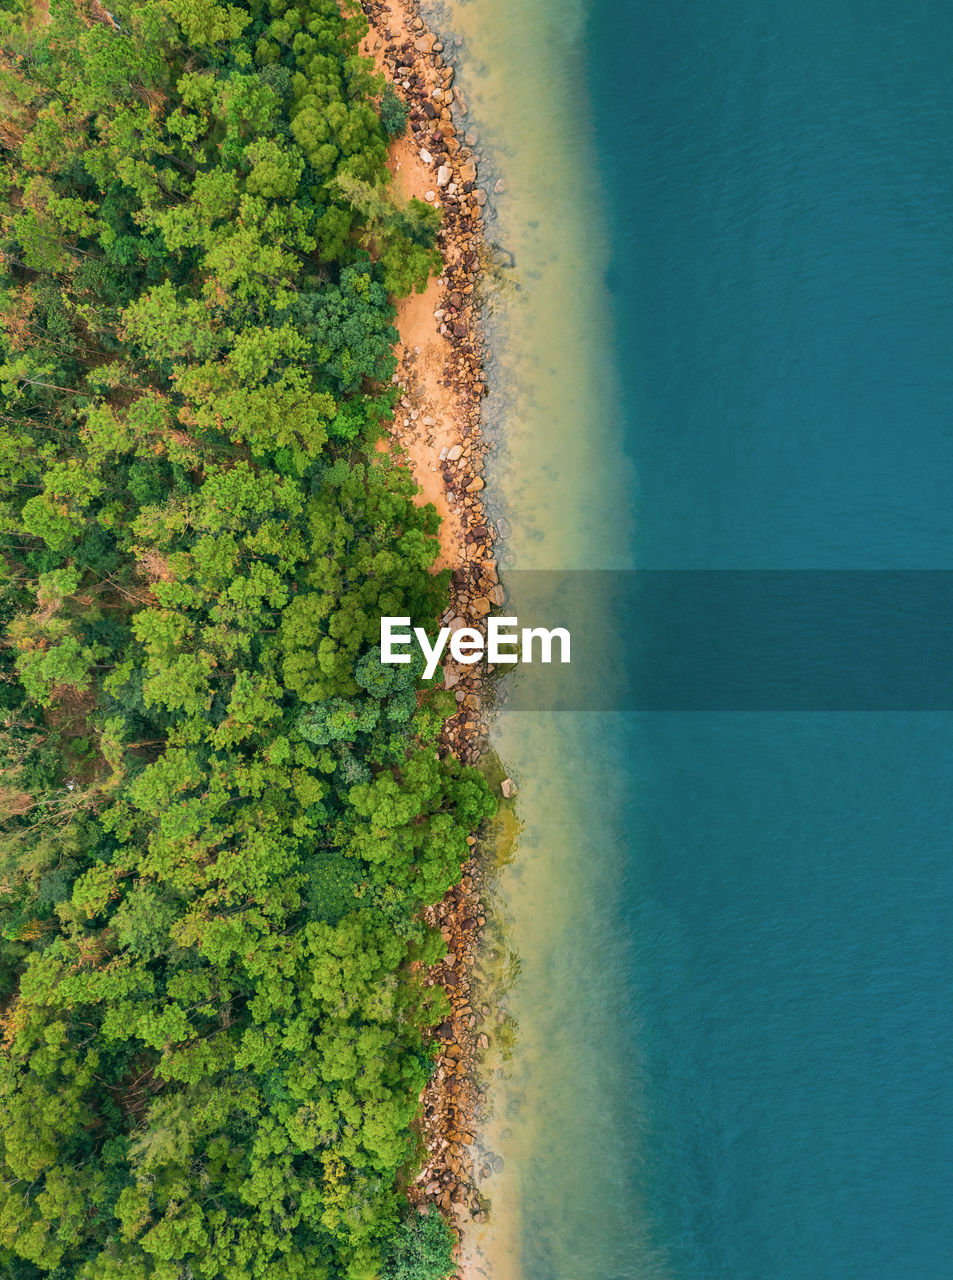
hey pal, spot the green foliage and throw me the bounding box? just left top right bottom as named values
left=379, top=84, right=409, bottom=139
left=382, top=1210, right=456, bottom=1280
left=279, top=261, right=398, bottom=396
left=0, top=0, right=492, bottom=1276
left=332, top=175, right=442, bottom=296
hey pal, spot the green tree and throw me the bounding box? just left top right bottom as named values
left=0, top=0, right=492, bottom=1273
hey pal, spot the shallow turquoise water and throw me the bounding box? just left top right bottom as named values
left=429, top=1, right=953, bottom=1276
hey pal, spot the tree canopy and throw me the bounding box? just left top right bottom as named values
left=0, top=0, right=489, bottom=1275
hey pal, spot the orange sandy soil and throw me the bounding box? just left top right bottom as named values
left=362, top=6, right=469, bottom=572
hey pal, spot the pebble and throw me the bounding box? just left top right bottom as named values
left=370, top=1, right=503, bottom=1223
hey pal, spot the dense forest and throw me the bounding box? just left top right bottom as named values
left=0, top=0, right=494, bottom=1275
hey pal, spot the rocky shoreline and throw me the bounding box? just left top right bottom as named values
left=360, top=0, right=503, bottom=1258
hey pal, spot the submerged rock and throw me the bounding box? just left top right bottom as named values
left=500, top=778, right=517, bottom=799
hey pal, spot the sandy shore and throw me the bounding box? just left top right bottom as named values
left=360, top=0, right=500, bottom=1267
left=363, top=0, right=494, bottom=577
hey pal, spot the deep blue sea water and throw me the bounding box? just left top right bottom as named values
left=583, top=2, right=953, bottom=1276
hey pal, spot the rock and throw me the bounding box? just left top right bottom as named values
left=447, top=443, right=463, bottom=461
left=500, top=777, right=517, bottom=799
left=425, top=190, right=436, bottom=202
left=459, top=161, right=478, bottom=184
left=465, top=477, right=484, bottom=493
left=471, top=597, right=491, bottom=618
left=419, top=147, right=433, bottom=164
left=414, top=33, right=435, bottom=53
left=437, top=164, right=452, bottom=187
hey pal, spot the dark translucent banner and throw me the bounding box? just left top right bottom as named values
left=479, top=571, right=953, bottom=711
